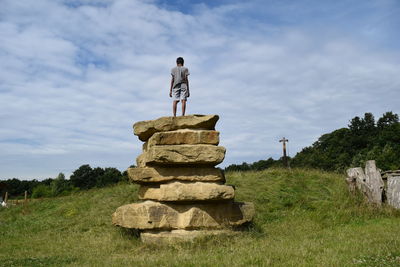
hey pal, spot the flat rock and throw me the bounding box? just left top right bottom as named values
left=140, top=229, right=237, bottom=244
left=138, top=182, right=234, bottom=201
left=136, top=145, right=226, bottom=167
left=112, top=200, right=254, bottom=230
left=387, top=176, right=400, bottom=209
left=134, top=115, right=219, bottom=141
left=128, top=167, right=225, bottom=184
left=145, top=130, right=219, bottom=149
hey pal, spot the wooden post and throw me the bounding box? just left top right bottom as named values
left=22, top=190, right=29, bottom=213
left=4, top=192, right=8, bottom=203
left=279, top=137, right=289, bottom=168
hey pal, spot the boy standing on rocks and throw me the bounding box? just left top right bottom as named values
left=169, top=57, right=190, bottom=117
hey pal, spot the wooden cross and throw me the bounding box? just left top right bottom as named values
left=279, top=137, right=289, bottom=168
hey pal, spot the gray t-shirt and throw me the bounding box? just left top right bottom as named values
left=171, top=66, right=190, bottom=88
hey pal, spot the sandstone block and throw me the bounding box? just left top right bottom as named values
left=145, top=130, right=219, bottom=148
left=140, top=229, right=237, bottom=244
left=138, top=182, right=234, bottom=201
left=134, top=115, right=219, bottom=141
left=112, top=200, right=254, bottom=230
left=128, top=167, right=225, bottom=184
left=136, top=145, right=226, bottom=167
left=387, top=176, right=400, bottom=209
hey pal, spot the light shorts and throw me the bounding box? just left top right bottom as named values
left=172, top=83, right=188, bottom=101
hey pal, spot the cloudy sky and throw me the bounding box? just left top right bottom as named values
left=1, top=0, right=399, bottom=180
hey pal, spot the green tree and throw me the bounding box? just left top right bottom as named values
left=51, top=173, right=73, bottom=196
left=70, top=165, right=96, bottom=190
left=31, top=184, right=52, bottom=198
left=3, top=178, right=41, bottom=198
left=377, top=111, right=399, bottom=129
left=96, top=168, right=122, bottom=187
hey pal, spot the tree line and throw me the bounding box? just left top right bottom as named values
left=225, top=111, right=400, bottom=173
left=224, top=157, right=284, bottom=172
left=0, top=165, right=131, bottom=199
left=291, top=111, right=399, bottom=171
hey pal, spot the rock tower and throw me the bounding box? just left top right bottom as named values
left=112, top=114, right=255, bottom=243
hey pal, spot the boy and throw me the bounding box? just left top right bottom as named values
left=169, top=57, right=190, bottom=116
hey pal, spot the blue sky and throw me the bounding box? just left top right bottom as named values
left=0, top=0, right=399, bottom=179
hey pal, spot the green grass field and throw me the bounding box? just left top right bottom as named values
left=1, top=168, right=400, bottom=267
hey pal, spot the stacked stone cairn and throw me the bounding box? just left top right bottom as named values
left=112, top=115, right=255, bottom=243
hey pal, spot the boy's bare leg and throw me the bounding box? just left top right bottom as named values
left=173, top=100, right=179, bottom=117
left=181, top=100, right=187, bottom=116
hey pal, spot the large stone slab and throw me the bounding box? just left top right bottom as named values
left=387, top=176, right=400, bottom=209
left=136, top=145, right=226, bottom=167
left=138, top=182, right=234, bottom=201
left=365, top=160, right=384, bottom=205
left=140, top=229, right=237, bottom=244
left=346, top=166, right=383, bottom=204
left=128, top=167, right=225, bottom=184
left=346, top=167, right=368, bottom=193
left=112, top=200, right=254, bottom=230
left=134, top=115, right=219, bottom=141
left=145, top=130, right=219, bottom=149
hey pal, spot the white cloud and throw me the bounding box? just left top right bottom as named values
left=0, top=0, right=399, bottom=179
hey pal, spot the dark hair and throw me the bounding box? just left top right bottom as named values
left=176, top=57, right=184, bottom=65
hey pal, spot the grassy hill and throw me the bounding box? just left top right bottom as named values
left=1, top=168, right=400, bottom=267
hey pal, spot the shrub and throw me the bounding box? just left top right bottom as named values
left=31, top=184, right=53, bottom=198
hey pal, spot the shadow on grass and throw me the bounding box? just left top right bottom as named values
left=0, top=256, right=77, bottom=267
left=242, top=222, right=267, bottom=239
left=118, top=227, right=140, bottom=239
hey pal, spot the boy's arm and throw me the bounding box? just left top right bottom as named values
left=186, top=76, right=190, bottom=97
left=169, top=76, right=174, bottom=97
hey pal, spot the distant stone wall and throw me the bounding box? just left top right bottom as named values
left=346, top=160, right=400, bottom=209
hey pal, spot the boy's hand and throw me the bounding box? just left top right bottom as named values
left=169, top=91, right=172, bottom=97
left=187, top=90, right=190, bottom=98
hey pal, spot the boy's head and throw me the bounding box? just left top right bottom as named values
left=176, top=57, right=184, bottom=65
